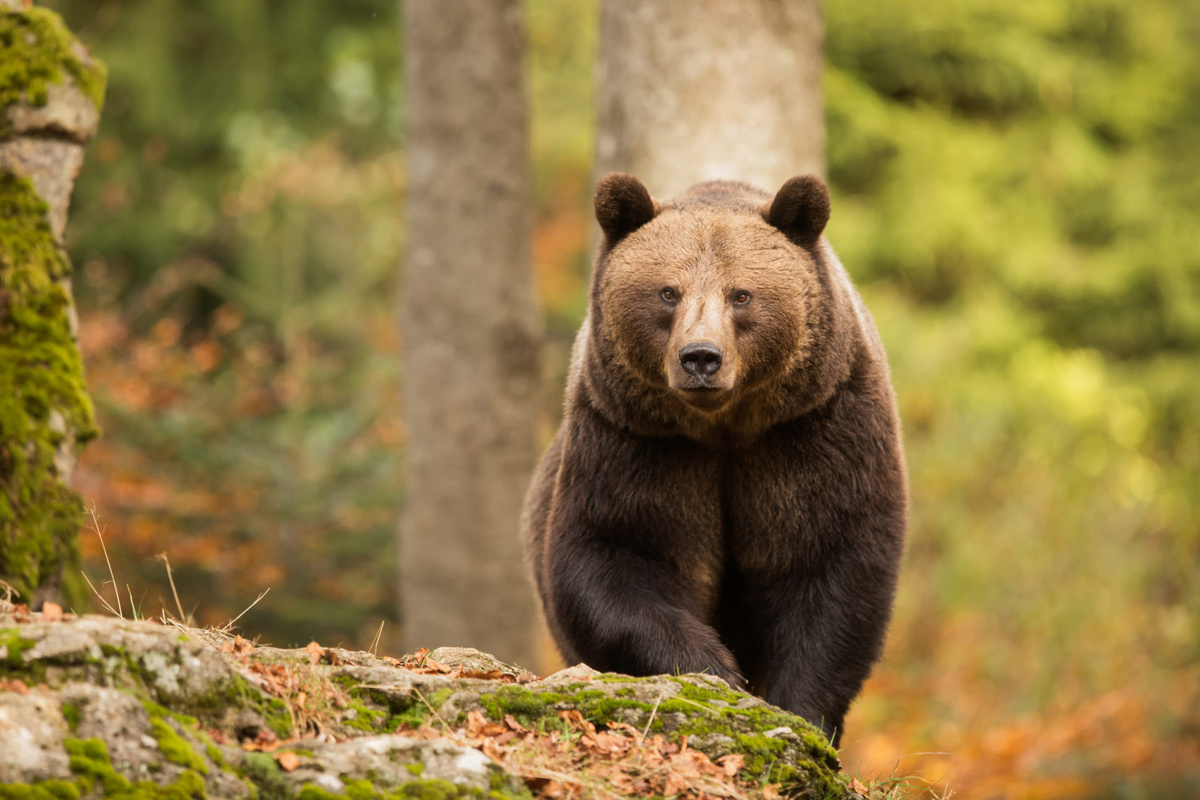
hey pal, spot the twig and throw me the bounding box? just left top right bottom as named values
left=413, top=687, right=450, bottom=731
left=640, top=697, right=661, bottom=743
left=81, top=570, right=120, bottom=618
left=88, top=507, right=122, bottom=618
left=154, top=552, right=186, bottom=622
left=369, top=619, right=385, bottom=656
left=220, top=588, right=269, bottom=632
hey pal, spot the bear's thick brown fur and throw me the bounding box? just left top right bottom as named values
left=522, top=173, right=907, bottom=746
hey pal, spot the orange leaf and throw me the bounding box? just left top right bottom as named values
left=42, top=602, right=63, bottom=621
left=304, top=641, right=323, bottom=665
left=663, top=772, right=689, bottom=796
left=717, top=753, right=745, bottom=778
left=275, top=751, right=301, bottom=772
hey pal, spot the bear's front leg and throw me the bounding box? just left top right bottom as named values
left=542, top=406, right=743, bottom=689
left=725, top=394, right=906, bottom=747
left=547, top=537, right=744, bottom=688
left=754, top=551, right=898, bottom=747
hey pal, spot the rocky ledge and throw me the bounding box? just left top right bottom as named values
left=0, top=608, right=862, bottom=800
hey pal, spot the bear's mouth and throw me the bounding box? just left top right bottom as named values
left=676, top=384, right=732, bottom=410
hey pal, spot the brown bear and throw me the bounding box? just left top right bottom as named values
left=522, top=173, right=907, bottom=746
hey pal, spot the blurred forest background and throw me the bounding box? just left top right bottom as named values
left=39, top=0, right=1200, bottom=796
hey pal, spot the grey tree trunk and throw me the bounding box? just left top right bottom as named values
left=400, top=0, right=541, bottom=667
left=0, top=0, right=105, bottom=610
left=596, top=0, right=825, bottom=196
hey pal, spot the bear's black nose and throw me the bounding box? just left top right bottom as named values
left=679, top=342, right=724, bottom=379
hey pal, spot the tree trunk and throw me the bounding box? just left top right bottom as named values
left=400, top=0, right=541, bottom=667
left=596, top=0, right=824, bottom=196
left=0, top=0, right=105, bottom=610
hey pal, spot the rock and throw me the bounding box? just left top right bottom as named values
left=0, top=612, right=861, bottom=798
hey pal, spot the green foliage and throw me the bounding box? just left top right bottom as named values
left=43, top=0, right=403, bottom=644
left=824, top=0, right=1200, bottom=737
left=0, top=172, right=99, bottom=609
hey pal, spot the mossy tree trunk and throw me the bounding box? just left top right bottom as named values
left=0, top=0, right=105, bottom=610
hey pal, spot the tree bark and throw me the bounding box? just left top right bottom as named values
left=596, top=0, right=825, bottom=196
left=0, top=0, right=105, bottom=610
left=400, top=0, right=541, bottom=667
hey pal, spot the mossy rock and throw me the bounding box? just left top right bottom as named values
left=0, top=615, right=863, bottom=799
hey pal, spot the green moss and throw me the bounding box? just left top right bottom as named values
left=472, top=677, right=845, bottom=791
left=342, top=697, right=389, bottom=733
left=9, top=735, right=208, bottom=800
left=60, top=701, right=81, bottom=732
left=396, top=780, right=469, bottom=800
left=405, top=764, right=425, bottom=777
left=204, top=745, right=226, bottom=769
left=151, top=719, right=210, bottom=775
left=0, top=171, right=99, bottom=610
left=0, top=781, right=79, bottom=800
left=345, top=781, right=379, bottom=800
left=296, top=779, right=492, bottom=800
left=1, top=628, right=35, bottom=671
left=0, top=6, right=106, bottom=128
left=240, top=751, right=289, bottom=800
left=65, top=737, right=131, bottom=794
left=296, top=787, right=337, bottom=800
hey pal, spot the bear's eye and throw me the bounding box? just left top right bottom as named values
left=660, top=287, right=678, bottom=304
left=733, top=290, right=752, bottom=306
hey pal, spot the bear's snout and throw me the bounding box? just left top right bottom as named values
left=679, top=341, right=724, bottom=380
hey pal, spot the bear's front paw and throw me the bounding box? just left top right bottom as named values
left=703, top=647, right=747, bottom=692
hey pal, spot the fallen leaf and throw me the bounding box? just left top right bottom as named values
left=481, top=737, right=505, bottom=761
left=275, top=751, right=301, bottom=772
left=849, top=778, right=868, bottom=794
left=304, top=641, right=323, bottom=665
left=41, top=602, right=63, bottom=621
left=664, top=771, right=689, bottom=796
left=717, top=753, right=745, bottom=778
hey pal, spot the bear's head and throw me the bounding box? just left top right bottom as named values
left=587, top=172, right=850, bottom=438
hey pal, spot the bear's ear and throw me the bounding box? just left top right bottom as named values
left=595, top=172, right=657, bottom=246
left=763, top=175, right=831, bottom=248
